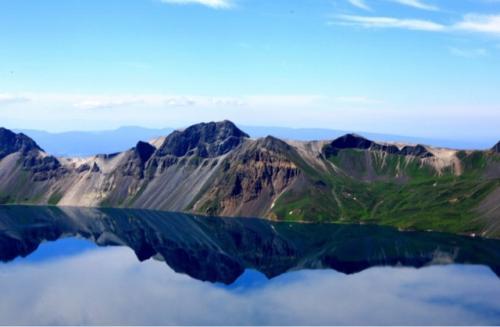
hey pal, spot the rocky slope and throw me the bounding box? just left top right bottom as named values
left=493, top=141, right=500, bottom=153
left=0, top=121, right=499, bottom=237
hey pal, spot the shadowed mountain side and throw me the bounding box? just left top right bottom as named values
left=0, top=128, right=42, bottom=160
left=323, top=133, right=433, bottom=158
left=0, top=205, right=499, bottom=284
left=493, top=141, right=500, bottom=153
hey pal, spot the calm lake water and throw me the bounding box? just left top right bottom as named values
left=1, top=205, right=499, bottom=325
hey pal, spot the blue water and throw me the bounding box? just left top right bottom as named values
left=12, top=238, right=96, bottom=263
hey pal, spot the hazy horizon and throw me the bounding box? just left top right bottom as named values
left=10, top=120, right=497, bottom=145
left=8, top=122, right=496, bottom=158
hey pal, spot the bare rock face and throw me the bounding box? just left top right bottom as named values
left=135, top=141, right=156, bottom=162
left=24, top=156, right=66, bottom=181
left=76, top=164, right=91, bottom=173
left=0, top=127, right=66, bottom=181
left=155, top=120, right=249, bottom=158
left=141, top=120, right=250, bottom=183
left=194, top=136, right=301, bottom=217
left=398, top=144, right=433, bottom=158
left=492, top=141, right=500, bottom=153
left=91, top=162, right=100, bottom=173
left=324, top=134, right=373, bottom=155
left=323, top=133, right=433, bottom=158
left=120, top=141, right=156, bottom=178
left=0, top=127, right=42, bottom=160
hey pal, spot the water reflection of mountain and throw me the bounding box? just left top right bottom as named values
left=1, top=205, right=499, bottom=284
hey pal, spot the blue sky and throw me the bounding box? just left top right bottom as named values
left=0, top=0, right=499, bottom=140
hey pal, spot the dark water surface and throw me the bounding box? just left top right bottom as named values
left=0, top=205, right=499, bottom=325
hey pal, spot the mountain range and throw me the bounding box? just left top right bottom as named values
left=1, top=121, right=499, bottom=238
left=16, top=126, right=492, bottom=157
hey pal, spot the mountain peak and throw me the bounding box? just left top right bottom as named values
left=329, top=133, right=374, bottom=150
left=0, top=127, right=42, bottom=160
left=492, top=141, right=500, bottom=153
left=134, top=141, right=156, bottom=162
left=254, top=135, right=293, bottom=152
left=322, top=133, right=433, bottom=158
left=322, top=133, right=374, bottom=157
left=156, top=121, right=249, bottom=158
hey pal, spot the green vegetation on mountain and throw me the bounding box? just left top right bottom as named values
left=0, top=121, right=499, bottom=238
left=273, top=147, right=500, bottom=234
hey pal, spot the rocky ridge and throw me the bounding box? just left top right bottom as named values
left=492, top=141, right=500, bottom=153
left=0, top=121, right=499, bottom=237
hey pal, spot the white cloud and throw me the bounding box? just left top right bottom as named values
left=163, top=97, right=197, bottom=107
left=159, top=0, right=232, bottom=9
left=348, top=0, right=371, bottom=11
left=208, top=96, right=245, bottom=107
left=74, top=98, right=144, bottom=110
left=454, top=14, right=500, bottom=35
left=391, top=0, right=439, bottom=11
left=335, top=96, right=383, bottom=104
left=245, top=95, right=325, bottom=107
left=72, top=95, right=244, bottom=110
left=334, top=14, right=446, bottom=31
left=0, top=247, right=499, bottom=325
left=0, top=94, right=29, bottom=106
left=449, top=47, right=488, bottom=58
left=334, top=13, right=500, bottom=35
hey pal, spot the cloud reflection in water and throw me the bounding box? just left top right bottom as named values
left=0, top=243, right=499, bottom=325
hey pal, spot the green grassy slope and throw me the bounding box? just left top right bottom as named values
left=272, top=149, right=500, bottom=237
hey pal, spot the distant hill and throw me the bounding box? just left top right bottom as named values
left=16, top=127, right=174, bottom=157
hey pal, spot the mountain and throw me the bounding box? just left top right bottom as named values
left=1, top=121, right=499, bottom=238
left=0, top=128, right=42, bottom=160
left=493, top=141, right=500, bottom=153
left=16, top=126, right=492, bottom=157
left=241, top=125, right=494, bottom=150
